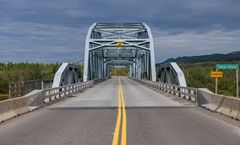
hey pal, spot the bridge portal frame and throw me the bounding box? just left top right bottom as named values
left=83, top=23, right=156, bottom=81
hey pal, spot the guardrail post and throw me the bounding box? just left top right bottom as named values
left=41, top=81, right=44, bottom=90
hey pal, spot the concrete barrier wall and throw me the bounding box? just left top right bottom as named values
left=216, top=96, right=240, bottom=120
left=198, top=89, right=240, bottom=120
left=197, top=88, right=214, bottom=106
left=0, top=97, right=29, bottom=122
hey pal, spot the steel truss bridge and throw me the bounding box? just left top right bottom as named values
left=51, top=23, right=187, bottom=88
left=83, top=23, right=156, bottom=81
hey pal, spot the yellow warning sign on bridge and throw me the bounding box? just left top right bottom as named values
left=115, top=42, right=124, bottom=46
left=211, top=71, right=223, bottom=78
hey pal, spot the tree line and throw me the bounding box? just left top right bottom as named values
left=111, top=67, right=129, bottom=76
left=0, top=63, right=60, bottom=95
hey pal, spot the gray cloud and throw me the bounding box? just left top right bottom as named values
left=0, top=21, right=86, bottom=62
left=0, top=0, right=240, bottom=63
left=153, top=28, right=240, bottom=62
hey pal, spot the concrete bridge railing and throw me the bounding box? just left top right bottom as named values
left=130, top=77, right=240, bottom=120
left=0, top=77, right=108, bottom=123
left=130, top=77, right=197, bottom=103
left=29, top=77, right=108, bottom=106
left=42, top=80, right=94, bottom=105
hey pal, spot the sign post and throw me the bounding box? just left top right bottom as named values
left=237, top=69, right=239, bottom=97
left=211, top=71, right=223, bottom=94
left=215, top=64, right=239, bottom=97
left=215, top=77, right=218, bottom=94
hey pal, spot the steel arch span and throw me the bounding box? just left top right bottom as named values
left=83, top=23, right=156, bottom=81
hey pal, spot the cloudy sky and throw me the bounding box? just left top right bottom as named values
left=0, top=0, right=240, bottom=63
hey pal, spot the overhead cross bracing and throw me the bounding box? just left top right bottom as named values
left=83, top=23, right=156, bottom=81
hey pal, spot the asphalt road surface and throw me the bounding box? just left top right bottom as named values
left=0, top=77, right=239, bottom=145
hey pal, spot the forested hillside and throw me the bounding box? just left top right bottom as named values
left=178, top=60, right=240, bottom=97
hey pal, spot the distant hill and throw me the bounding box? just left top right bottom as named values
left=162, top=51, right=240, bottom=63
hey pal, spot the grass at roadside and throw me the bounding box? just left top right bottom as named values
left=0, top=93, right=8, bottom=101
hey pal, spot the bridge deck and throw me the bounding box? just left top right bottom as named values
left=0, top=77, right=239, bottom=145
left=57, top=77, right=182, bottom=108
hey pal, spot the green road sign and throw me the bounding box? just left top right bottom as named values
left=215, top=64, right=239, bottom=70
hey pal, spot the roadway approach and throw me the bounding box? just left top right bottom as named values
left=0, top=77, right=240, bottom=145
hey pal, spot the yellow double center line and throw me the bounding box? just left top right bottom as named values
left=112, top=78, right=127, bottom=145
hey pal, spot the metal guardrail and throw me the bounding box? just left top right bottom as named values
left=8, top=82, right=24, bottom=98
left=130, top=77, right=197, bottom=103
left=9, top=80, right=53, bottom=98
left=42, top=78, right=107, bottom=104
left=24, top=80, right=52, bottom=92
